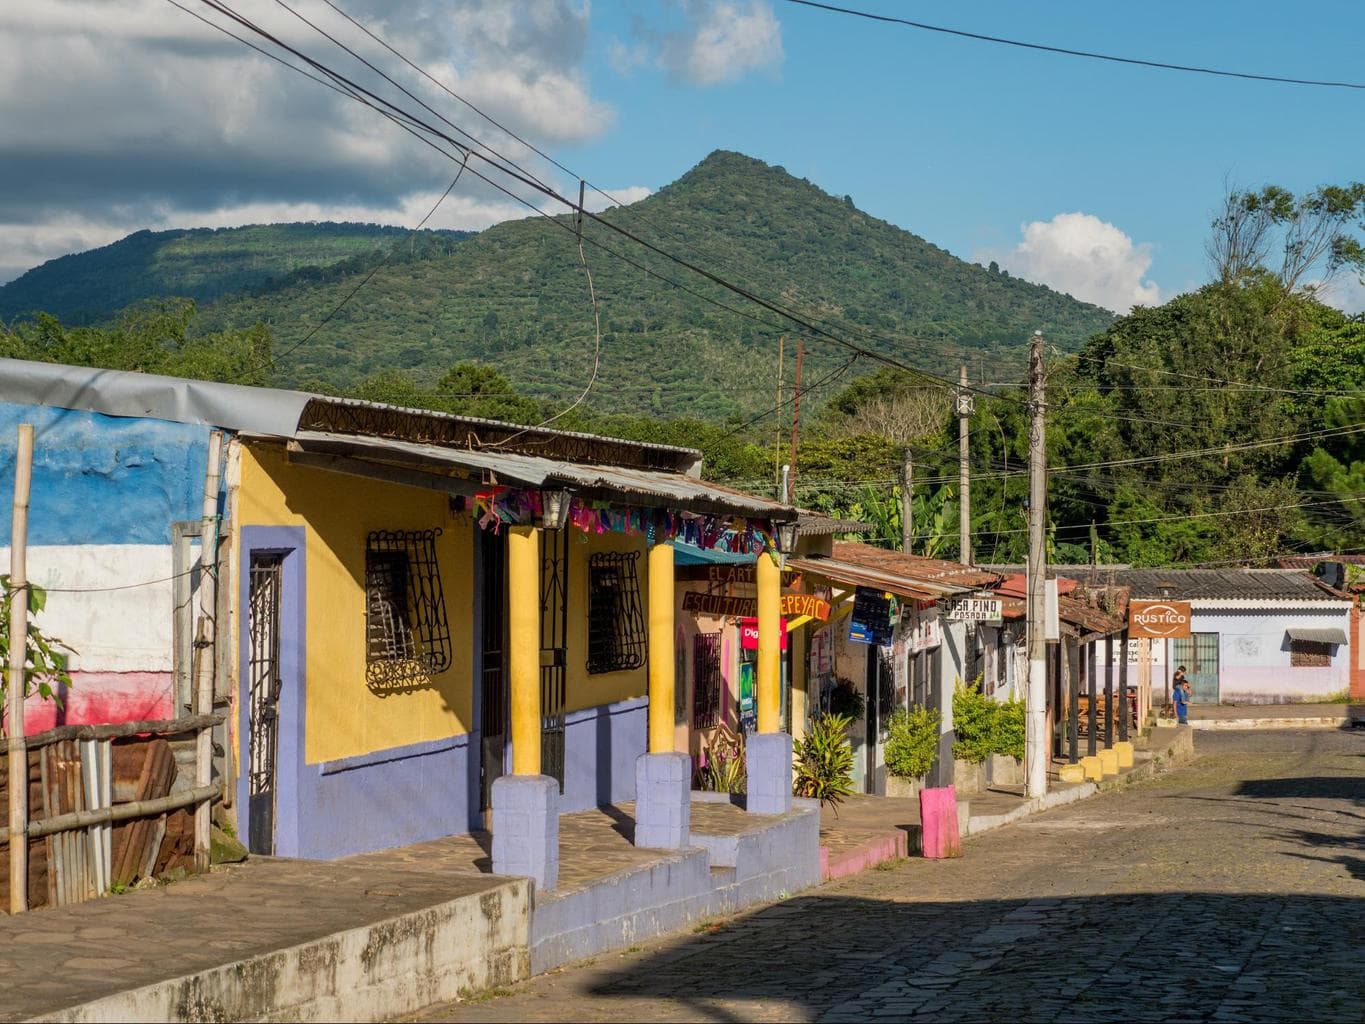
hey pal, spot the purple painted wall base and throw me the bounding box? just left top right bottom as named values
left=560, top=696, right=647, bottom=813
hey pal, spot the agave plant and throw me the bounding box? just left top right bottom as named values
left=793, top=712, right=856, bottom=813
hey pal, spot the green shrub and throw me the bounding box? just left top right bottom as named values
left=793, top=713, right=856, bottom=811
left=698, top=732, right=746, bottom=794
left=884, top=706, right=941, bottom=780
left=952, top=677, right=1025, bottom=764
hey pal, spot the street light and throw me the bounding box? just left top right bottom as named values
left=776, top=519, right=800, bottom=554
left=539, top=489, right=573, bottom=530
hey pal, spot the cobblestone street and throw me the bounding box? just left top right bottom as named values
left=411, top=729, right=1365, bottom=1023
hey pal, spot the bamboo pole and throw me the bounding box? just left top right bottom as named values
left=0, top=713, right=224, bottom=754
left=194, top=430, right=223, bottom=872
left=7, top=423, right=33, bottom=913
left=0, top=783, right=220, bottom=844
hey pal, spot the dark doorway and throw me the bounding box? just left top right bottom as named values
left=540, top=528, right=570, bottom=788
left=478, top=529, right=508, bottom=817
left=247, top=553, right=284, bottom=856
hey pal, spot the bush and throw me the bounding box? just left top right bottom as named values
left=952, top=677, right=1025, bottom=764
left=794, top=713, right=856, bottom=811
left=884, top=706, right=941, bottom=780
left=698, top=731, right=746, bottom=794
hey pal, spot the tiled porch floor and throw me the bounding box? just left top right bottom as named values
left=355, top=799, right=775, bottom=896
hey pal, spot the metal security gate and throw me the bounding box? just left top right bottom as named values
left=479, top=529, right=508, bottom=813
left=1171, top=632, right=1220, bottom=704
left=540, top=528, right=570, bottom=788
left=247, top=554, right=284, bottom=856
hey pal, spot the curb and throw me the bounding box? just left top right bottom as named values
left=1189, top=717, right=1356, bottom=731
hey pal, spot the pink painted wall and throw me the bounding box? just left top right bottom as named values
left=22, top=671, right=175, bottom=733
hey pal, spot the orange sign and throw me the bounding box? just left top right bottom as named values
left=1128, top=600, right=1192, bottom=639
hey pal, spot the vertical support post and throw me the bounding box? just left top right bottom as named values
left=788, top=340, right=804, bottom=500
left=1025, top=331, right=1049, bottom=798
left=957, top=364, right=972, bottom=566
left=1086, top=641, right=1098, bottom=757
left=193, top=430, right=222, bottom=873
left=507, top=524, right=542, bottom=777
left=492, top=523, right=558, bottom=890
left=1068, top=637, right=1080, bottom=765
left=7, top=423, right=33, bottom=914
left=1119, top=629, right=1131, bottom=742
left=1104, top=633, right=1115, bottom=747
left=746, top=551, right=792, bottom=815
left=647, top=542, right=676, bottom=754
left=900, top=447, right=914, bottom=554
left=790, top=625, right=808, bottom=745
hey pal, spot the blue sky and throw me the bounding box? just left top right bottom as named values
left=3, top=1, right=1363, bottom=312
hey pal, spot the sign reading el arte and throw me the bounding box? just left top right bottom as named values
left=1128, top=600, right=1192, bottom=639
left=945, top=595, right=1003, bottom=623
left=681, top=590, right=831, bottom=621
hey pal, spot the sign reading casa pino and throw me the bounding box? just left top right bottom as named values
left=1128, top=600, right=1192, bottom=639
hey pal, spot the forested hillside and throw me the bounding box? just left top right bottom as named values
left=0, top=222, right=471, bottom=324
left=196, top=152, right=1114, bottom=417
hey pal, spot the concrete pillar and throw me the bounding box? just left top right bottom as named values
left=746, top=551, right=792, bottom=815
left=635, top=541, right=691, bottom=849
left=493, top=524, right=559, bottom=891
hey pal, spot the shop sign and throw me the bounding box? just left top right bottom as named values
left=1128, top=600, right=1192, bottom=639
left=682, top=590, right=830, bottom=621
left=945, top=594, right=1003, bottom=623
left=739, top=617, right=788, bottom=651
left=849, top=588, right=896, bottom=646
left=912, top=614, right=943, bottom=652
left=739, top=662, right=756, bottom=732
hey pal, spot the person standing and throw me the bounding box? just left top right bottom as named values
left=1172, top=665, right=1190, bottom=725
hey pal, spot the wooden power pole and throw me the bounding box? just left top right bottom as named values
left=7, top=423, right=34, bottom=913
left=788, top=340, right=804, bottom=502
left=900, top=447, right=913, bottom=553
left=957, top=364, right=973, bottom=565
left=1025, top=332, right=1049, bottom=798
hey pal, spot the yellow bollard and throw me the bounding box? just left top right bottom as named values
left=647, top=542, right=675, bottom=754
left=1058, top=762, right=1087, bottom=784
left=508, top=525, right=542, bottom=776
left=756, top=550, right=781, bottom=735
left=1081, top=755, right=1103, bottom=782
left=1113, top=741, right=1135, bottom=769
left=1098, top=748, right=1119, bottom=776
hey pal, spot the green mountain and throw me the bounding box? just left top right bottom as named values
left=0, top=222, right=471, bottom=325
left=199, top=153, right=1112, bottom=416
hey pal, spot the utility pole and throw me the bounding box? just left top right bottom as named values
left=957, top=364, right=973, bottom=565
left=900, top=447, right=914, bottom=553
left=788, top=340, right=804, bottom=502
left=1025, top=331, right=1048, bottom=798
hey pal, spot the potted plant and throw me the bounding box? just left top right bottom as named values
left=883, top=706, right=940, bottom=798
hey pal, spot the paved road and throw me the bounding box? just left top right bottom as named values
left=413, top=730, right=1365, bottom=1022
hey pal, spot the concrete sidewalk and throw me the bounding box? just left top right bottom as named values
left=1187, top=702, right=1365, bottom=730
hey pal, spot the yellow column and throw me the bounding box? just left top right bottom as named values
left=757, top=550, right=781, bottom=734
left=648, top=541, right=676, bottom=753
left=508, top=524, right=542, bottom=776
left=790, top=625, right=808, bottom=743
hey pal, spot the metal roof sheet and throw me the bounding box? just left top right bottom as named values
left=1052, top=567, right=1338, bottom=602
left=1285, top=627, right=1348, bottom=645
left=290, top=432, right=794, bottom=520
left=786, top=555, right=972, bottom=600
left=831, top=542, right=1004, bottom=589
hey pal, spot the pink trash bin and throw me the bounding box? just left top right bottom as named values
left=919, top=784, right=962, bottom=858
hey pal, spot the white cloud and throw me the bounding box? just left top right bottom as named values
left=659, top=1, right=784, bottom=86
left=976, top=213, right=1161, bottom=313
left=608, top=37, right=650, bottom=76
left=1307, top=274, right=1365, bottom=316
left=0, top=0, right=617, bottom=280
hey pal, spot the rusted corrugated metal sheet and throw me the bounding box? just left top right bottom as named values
left=830, top=542, right=1005, bottom=589
left=787, top=556, right=967, bottom=600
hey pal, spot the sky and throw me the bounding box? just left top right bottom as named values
left=2, top=0, right=1364, bottom=315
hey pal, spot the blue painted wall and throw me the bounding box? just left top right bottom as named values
left=0, top=402, right=209, bottom=545
left=561, top=696, right=647, bottom=814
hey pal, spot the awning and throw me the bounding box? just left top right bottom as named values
left=1286, top=627, right=1348, bottom=645
left=286, top=432, right=795, bottom=521
left=786, top=555, right=974, bottom=601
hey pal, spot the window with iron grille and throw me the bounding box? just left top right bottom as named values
left=1289, top=639, right=1332, bottom=667
left=586, top=552, right=647, bottom=675
left=365, top=529, right=452, bottom=691
left=693, top=631, right=723, bottom=729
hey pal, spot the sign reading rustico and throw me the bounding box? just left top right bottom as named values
left=1128, top=600, right=1192, bottom=639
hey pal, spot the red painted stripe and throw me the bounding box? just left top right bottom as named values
left=22, top=672, right=175, bottom=732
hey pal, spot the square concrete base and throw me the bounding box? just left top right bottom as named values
left=745, top=732, right=793, bottom=815
left=634, top=752, right=692, bottom=849
left=491, top=774, right=560, bottom=893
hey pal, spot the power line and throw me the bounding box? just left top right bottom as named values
left=780, top=0, right=1365, bottom=91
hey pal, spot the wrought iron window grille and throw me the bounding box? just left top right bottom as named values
left=365, top=529, right=452, bottom=694
left=693, top=631, right=723, bottom=729
left=586, top=552, right=647, bottom=675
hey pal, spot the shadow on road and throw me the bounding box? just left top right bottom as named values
left=580, top=891, right=1365, bottom=1021
left=1234, top=776, right=1365, bottom=802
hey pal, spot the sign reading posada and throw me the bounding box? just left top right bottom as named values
left=1128, top=600, right=1192, bottom=639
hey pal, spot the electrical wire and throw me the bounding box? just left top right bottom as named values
left=780, top=0, right=1365, bottom=91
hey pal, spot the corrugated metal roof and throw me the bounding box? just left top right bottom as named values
left=1052, top=568, right=1338, bottom=602
left=290, top=431, right=793, bottom=520
left=796, top=512, right=873, bottom=536
left=786, top=556, right=952, bottom=600
left=1285, top=627, right=1348, bottom=645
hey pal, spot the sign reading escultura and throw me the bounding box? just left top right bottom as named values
left=1128, top=600, right=1192, bottom=639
